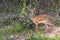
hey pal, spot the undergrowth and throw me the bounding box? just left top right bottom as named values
left=26, top=33, right=60, bottom=40
left=0, top=22, right=60, bottom=40
left=54, top=19, right=60, bottom=26
left=0, top=22, right=32, bottom=40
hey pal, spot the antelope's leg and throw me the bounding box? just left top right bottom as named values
left=47, top=23, right=54, bottom=30
left=51, top=27, right=56, bottom=34
left=44, top=23, right=48, bottom=32
left=35, top=24, right=39, bottom=32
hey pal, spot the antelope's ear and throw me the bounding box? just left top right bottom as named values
left=27, top=8, right=35, bottom=14
left=30, top=8, right=35, bottom=13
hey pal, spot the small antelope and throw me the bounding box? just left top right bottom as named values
left=29, top=8, right=54, bottom=32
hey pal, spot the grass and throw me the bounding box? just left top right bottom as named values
left=4, top=23, right=25, bottom=35
left=26, top=33, right=60, bottom=40
left=0, top=20, right=60, bottom=40
left=0, top=30, right=3, bottom=40
left=0, top=22, right=33, bottom=40
left=26, top=33, right=50, bottom=40
left=0, top=22, right=60, bottom=40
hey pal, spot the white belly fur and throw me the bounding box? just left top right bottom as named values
left=33, top=20, right=47, bottom=24
left=38, top=20, right=46, bottom=23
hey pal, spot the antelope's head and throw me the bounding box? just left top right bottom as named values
left=30, top=8, right=35, bottom=17
left=27, top=8, right=35, bottom=18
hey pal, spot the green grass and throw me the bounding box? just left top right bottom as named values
left=26, top=33, right=60, bottom=40
left=0, top=22, right=60, bottom=40
left=4, top=23, right=25, bottom=35
left=0, top=22, right=33, bottom=40
left=54, top=34, right=60, bottom=40
left=26, top=33, right=51, bottom=40
left=0, top=30, right=3, bottom=40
